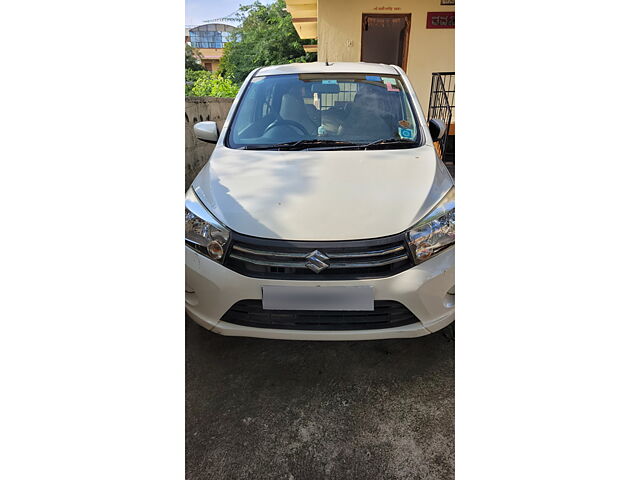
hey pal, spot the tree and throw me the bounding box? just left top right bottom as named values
left=219, top=0, right=317, bottom=83
left=185, top=44, right=205, bottom=71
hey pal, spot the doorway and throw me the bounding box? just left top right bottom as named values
left=361, top=14, right=411, bottom=70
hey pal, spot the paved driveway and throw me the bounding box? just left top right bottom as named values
left=186, top=317, right=454, bottom=480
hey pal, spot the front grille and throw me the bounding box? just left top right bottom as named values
left=221, top=300, right=419, bottom=331
left=223, top=232, right=414, bottom=280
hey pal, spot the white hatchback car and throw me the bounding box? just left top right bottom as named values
left=186, top=62, right=454, bottom=340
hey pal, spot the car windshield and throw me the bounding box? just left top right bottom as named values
left=227, top=73, right=421, bottom=150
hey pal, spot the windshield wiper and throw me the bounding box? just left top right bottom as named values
left=307, top=138, right=418, bottom=151
left=240, top=138, right=417, bottom=151
left=359, top=138, right=417, bottom=150
left=240, top=139, right=359, bottom=151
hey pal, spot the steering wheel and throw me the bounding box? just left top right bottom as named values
left=264, top=118, right=310, bottom=137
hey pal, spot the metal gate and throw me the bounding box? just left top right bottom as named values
left=427, top=72, right=455, bottom=164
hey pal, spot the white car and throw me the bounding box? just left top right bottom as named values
left=185, top=62, right=454, bottom=340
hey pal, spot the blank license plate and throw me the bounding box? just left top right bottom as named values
left=262, top=286, right=374, bottom=311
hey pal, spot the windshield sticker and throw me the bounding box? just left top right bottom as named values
left=399, top=127, right=414, bottom=139
left=365, top=75, right=382, bottom=82
left=381, top=77, right=397, bottom=85
left=318, top=125, right=327, bottom=136
left=385, top=82, right=400, bottom=92
left=399, top=120, right=411, bottom=128
left=322, top=79, right=337, bottom=84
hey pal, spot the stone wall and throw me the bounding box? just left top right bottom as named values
left=185, top=97, right=234, bottom=190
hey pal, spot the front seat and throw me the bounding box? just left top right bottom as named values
left=280, top=92, right=319, bottom=135
left=339, top=84, right=395, bottom=140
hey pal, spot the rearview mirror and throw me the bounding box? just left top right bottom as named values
left=428, top=118, right=447, bottom=142
left=194, top=121, right=218, bottom=144
left=311, top=83, right=341, bottom=94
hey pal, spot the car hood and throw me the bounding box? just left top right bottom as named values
left=191, top=145, right=453, bottom=241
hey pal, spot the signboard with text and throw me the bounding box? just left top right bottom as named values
left=427, top=12, right=455, bottom=29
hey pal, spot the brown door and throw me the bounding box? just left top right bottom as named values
left=361, top=14, right=411, bottom=70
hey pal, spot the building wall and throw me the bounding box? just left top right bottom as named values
left=317, top=0, right=454, bottom=113
left=188, top=23, right=235, bottom=73
left=193, top=48, right=224, bottom=72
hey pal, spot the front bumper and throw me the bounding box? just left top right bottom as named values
left=185, top=245, right=454, bottom=340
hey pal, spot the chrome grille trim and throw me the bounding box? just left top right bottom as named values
left=324, top=245, right=406, bottom=258
left=232, top=245, right=308, bottom=258
left=231, top=244, right=406, bottom=260
left=330, top=254, right=409, bottom=268
left=228, top=253, right=307, bottom=268
left=228, top=251, right=409, bottom=269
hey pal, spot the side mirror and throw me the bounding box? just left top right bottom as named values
left=428, top=118, right=447, bottom=142
left=194, top=121, right=218, bottom=144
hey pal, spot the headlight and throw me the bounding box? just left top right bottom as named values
left=185, top=188, right=230, bottom=261
left=407, top=186, right=454, bottom=264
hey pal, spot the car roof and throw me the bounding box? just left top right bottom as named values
left=255, top=62, right=400, bottom=76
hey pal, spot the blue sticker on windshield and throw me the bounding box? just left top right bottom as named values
left=399, top=128, right=413, bottom=139
left=365, top=75, right=381, bottom=82
left=322, top=79, right=337, bottom=84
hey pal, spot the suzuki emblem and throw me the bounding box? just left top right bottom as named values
left=305, top=250, right=330, bottom=273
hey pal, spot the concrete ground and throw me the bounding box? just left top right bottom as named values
left=186, top=317, right=454, bottom=480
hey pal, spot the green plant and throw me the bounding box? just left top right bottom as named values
left=185, top=69, right=213, bottom=95
left=187, top=71, right=240, bottom=97
left=185, top=69, right=211, bottom=83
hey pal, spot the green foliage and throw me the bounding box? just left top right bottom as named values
left=186, top=70, right=240, bottom=97
left=185, top=44, right=205, bottom=71
left=185, top=70, right=212, bottom=95
left=219, top=0, right=317, bottom=83
left=185, top=69, right=212, bottom=84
